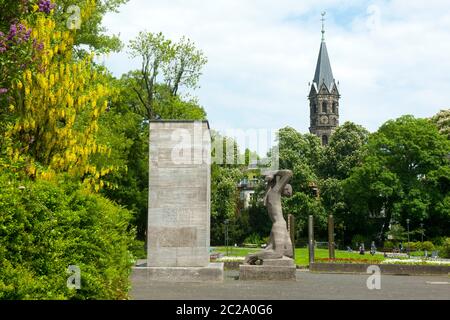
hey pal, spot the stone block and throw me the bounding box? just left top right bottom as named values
left=262, top=256, right=296, bottom=267
left=133, top=262, right=224, bottom=282
left=239, top=258, right=297, bottom=281
left=148, top=121, right=212, bottom=270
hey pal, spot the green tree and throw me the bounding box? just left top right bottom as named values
left=345, top=115, right=450, bottom=241
left=95, top=94, right=149, bottom=240
left=431, top=109, right=450, bottom=139
left=210, top=164, right=243, bottom=245
left=0, top=1, right=128, bottom=54
left=385, top=224, right=407, bottom=242
left=127, top=32, right=207, bottom=120
left=318, top=122, right=370, bottom=244
left=2, top=11, right=116, bottom=191
left=278, top=127, right=323, bottom=172
left=120, top=73, right=207, bottom=121
left=319, top=122, right=369, bottom=180
left=276, top=127, right=328, bottom=239
left=164, top=36, right=208, bottom=96
left=153, top=84, right=206, bottom=120
left=127, top=32, right=174, bottom=120
left=246, top=197, right=272, bottom=242
left=56, top=0, right=128, bottom=53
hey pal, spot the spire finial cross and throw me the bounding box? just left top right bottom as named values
left=321, top=11, right=326, bottom=42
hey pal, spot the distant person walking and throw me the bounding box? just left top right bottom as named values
left=359, top=243, right=365, bottom=255
left=370, top=241, right=377, bottom=256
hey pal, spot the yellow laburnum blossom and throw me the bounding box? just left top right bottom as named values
left=66, top=94, right=74, bottom=108
left=25, top=70, right=32, bottom=82
left=5, top=11, right=117, bottom=191
left=27, top=164, right=37, bottom=176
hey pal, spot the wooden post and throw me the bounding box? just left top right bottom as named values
left=288, top=214, right=296, bottom=259
left=308, top=215, right=315, bottom=264
left=328, top=215, right=335, bottom=259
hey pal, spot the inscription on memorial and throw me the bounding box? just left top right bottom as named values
left=148, top=121, right=211, bottom=268
left=148, top=227, right=198, bottom=248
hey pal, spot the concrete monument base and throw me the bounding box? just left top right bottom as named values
left=239, top=257, right=297, bottom=281
left=133, top=260, right=224, bottom=282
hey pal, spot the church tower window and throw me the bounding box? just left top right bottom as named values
left=322, top=135, right=329, bottom=146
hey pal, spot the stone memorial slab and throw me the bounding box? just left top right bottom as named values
left=134, top=121, right=223, bottom=282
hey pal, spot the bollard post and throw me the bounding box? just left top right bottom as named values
left=328, top=215, right=335, bottom=259
left=308, top=215, right=315, bottom=264
left=288, top=214, right=296, bottom=259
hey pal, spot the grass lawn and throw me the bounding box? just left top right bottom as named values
left=213, top=246, right=386, bottom=267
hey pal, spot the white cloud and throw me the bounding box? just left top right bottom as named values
left=100, top=0, right=450, bottom=139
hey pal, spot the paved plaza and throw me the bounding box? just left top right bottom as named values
left=131, top=270, right=450, bottom=300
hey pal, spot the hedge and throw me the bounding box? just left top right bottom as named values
left=0, top=172, right=137, bottom=300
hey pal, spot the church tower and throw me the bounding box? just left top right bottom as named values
left=309, top=12, right=340, bottom=146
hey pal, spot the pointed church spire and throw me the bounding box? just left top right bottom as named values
left=312, top=12, right=335, bottom=92
left=321, top=11, right=326, bottom=42
left=313, top=41, right=334, bottom=92
left=309, top=12, right=340, bottom=145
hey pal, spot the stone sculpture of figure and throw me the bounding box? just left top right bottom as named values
left=245, top=170, right=294, bottom=265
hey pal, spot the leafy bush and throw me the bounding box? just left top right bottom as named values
left=243, top=233, right=264, bottom=246
left=420, top=241, right=435, bottom=252
left=383, top=241, right=395, bottom=250
left=386, top=224, right=407, bottom=242
left=405, top=241, right=435, bottom=252
left=440, top=238, right=450, bottom=259
left=0, top=172, right=137, bottom=300
left=405, top=242, right=420, bottom=251
left=430, top=237, right=446, bottom=246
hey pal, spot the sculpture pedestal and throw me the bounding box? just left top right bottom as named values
left=134, top=261, right=224, bottom=282
left=239, top=257, right=297, bottom=281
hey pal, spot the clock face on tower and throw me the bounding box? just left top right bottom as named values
left=320, top=116, right=329, bottom=125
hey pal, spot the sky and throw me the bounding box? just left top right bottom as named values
left=100, top=0, right=450, bottom=151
